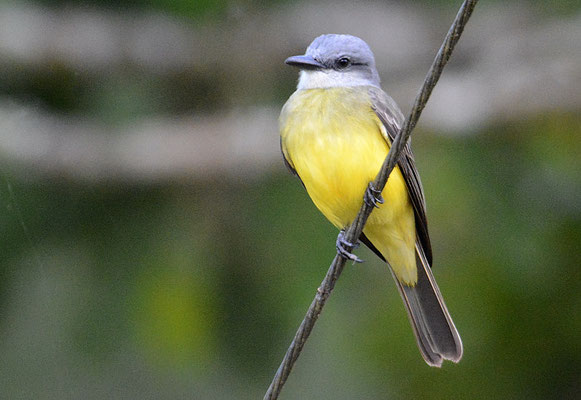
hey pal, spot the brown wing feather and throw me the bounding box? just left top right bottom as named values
left=367, top=87, right=433, bottom=265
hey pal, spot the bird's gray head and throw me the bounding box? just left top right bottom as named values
left=285, top=34, right=380, bottom=90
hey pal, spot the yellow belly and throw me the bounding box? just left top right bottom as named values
left=280, top=87, right=418, bottom=284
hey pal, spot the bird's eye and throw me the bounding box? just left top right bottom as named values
left=336, top=57, right=351, bottom=69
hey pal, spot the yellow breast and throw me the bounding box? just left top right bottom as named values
left=280, top=87, right=418, bottom=284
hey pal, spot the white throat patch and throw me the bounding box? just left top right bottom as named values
left=297, top=70, right=378, bottom=90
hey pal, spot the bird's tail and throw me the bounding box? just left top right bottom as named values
left=391, top=246, right=463, bottom=367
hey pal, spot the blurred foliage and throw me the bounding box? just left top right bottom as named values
left=21, top=0, right=581, bottom=17
left=0, top=112, right=579, bottom=398
left=32, top=0, right=229, bottom=18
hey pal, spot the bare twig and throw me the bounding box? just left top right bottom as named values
left=264, top=1, right=479, bottom=398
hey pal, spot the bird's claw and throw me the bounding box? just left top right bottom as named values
left=336, top=230, right=364, bottom=263
left=364, top=182, right=384, bottom=209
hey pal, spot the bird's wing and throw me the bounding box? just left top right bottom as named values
left=280, top=137, right=305, bottom=187
left=368, top=86, right=433, bottom=265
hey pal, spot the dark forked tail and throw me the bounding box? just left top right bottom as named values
left=391, top=246, right=463, bottom=367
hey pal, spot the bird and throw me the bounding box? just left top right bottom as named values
left=279, top=34, right=462, bottom=367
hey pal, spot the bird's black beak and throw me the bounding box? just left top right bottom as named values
left=285, top=55, right=325, bottom=70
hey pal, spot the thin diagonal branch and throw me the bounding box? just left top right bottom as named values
left=264, top=1, right=479, bottom=398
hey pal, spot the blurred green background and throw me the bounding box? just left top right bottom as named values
left=0, top=0, right=580, bottom=399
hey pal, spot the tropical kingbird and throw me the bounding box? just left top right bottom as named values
left=280, top=34, right=462, bottom=367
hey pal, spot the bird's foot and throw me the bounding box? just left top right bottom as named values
left=336, top=230, right=364, bottom=263
left=364, top=182, right=384, bottom=209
